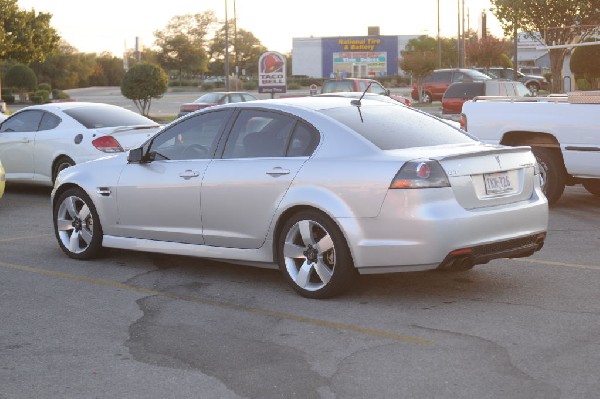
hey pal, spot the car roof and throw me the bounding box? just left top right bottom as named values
left=15, top=102, right=127, bottom=112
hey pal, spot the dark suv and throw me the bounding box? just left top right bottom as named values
left=411, top=68, right=491, bottom=103
left=441, top=80, right=531, bottom=115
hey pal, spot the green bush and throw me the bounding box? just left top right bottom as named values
left=200, top=81, right=225, bottom=91
left=2, top=95, right=15, bottom=104
left=287, top=82, right=302, bottom=90
left=31, top=95, right=43, bottom=104
left=34, top=89, right=50, bottom=102
left=51, top=89, right=70, bottom=100
left=243, top=81, right=258, bottom=90
left=1, top=88, right=13, bottom=96
left=38, top=83, right=52, bottom=92
left=576, top=78, right=592, bottom=91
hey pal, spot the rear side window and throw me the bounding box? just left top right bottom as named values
left=64, top=105, right=154, bottom=128
left=444, top=83, right=483, bottom=98
left=321, top=104, right=475, bottom=150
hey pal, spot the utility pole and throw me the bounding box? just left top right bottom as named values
left=224, top=0, right=230, bottom=91
left=437, top=0, right=441, bottom=68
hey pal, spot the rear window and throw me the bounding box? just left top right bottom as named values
left=321, top=104, right=475, bottom=150
left=444, top=82, right=484, bottom=98
left=322, top=81, right=354, bottom=93
left=64, top=106, right=155, bottom=129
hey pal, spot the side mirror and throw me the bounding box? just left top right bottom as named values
left=385, top=89, right=391, bottom=96
left=127, top=147, right=144, bottom=163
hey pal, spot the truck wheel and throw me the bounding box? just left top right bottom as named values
left=582, top=179, right=600, bottom=197
left=532, top=147, right=566, bottom=205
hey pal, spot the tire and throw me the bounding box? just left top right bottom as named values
left=422, top=91, right=433, bottom=103
left=583, top=179, right=600, bottom=197
left=52, top=156, right=75, bottom=184
left=53, top=187, right=104, bottom=260
left=277, top=210, right=357, bottom=299
left=526, top=82, right=540, bottom=92
left=532, top=147, right=566, bottom=205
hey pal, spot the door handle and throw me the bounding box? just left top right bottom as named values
left=179, top=170, right=199, bottom=179
left=267, top=167, right=290, bottom=176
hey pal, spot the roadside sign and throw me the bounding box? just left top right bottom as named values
left=258, top=51, right=287, bottom=94
left=309, top=84, right=318, bottom=96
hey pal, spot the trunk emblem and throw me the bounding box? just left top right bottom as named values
left=495, top=155, right=502, bottom=169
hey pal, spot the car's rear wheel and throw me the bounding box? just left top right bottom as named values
left=278, top=210, right=356, bottom=299
left=53, top=188, right=103, bottom=260
left=52, top=156, right=75, bottom=183
left=532, top=147, right=566, bottom=205
left=582, top=179, right=600, bottom=197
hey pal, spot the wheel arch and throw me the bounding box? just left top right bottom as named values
left=271, top=205, right=357, bottom=266
left=51, top=155, right=75, bottom=182
left=500, top=131, right=560, bottom=148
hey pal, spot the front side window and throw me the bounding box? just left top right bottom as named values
left=222, top=110, right=296, bottom=159
left=149, top=109, right=231, bottom=161
left=0, top=110, right=44, bottom=132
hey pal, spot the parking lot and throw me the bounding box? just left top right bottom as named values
left=1, top=184, right=599, bottom=398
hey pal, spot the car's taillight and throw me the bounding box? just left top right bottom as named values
left=460, top=113, right=467, bottom=130
left=92, top=136, right=124, bottom=153
left=390, top=160, right=450, bottom=189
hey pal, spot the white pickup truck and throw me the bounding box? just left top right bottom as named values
left=461, top=92, right=600, bottom=204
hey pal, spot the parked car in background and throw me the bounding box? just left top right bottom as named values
left=474, top=67, right=549, bottom=92
left=442, top=80, right=532, bottom=115
left=321, top=78, right=412, bottom=106
left=52, top=96, right=547, bottom=299
left=0, top=160, right=5, bottom=198
left=316, top=91, right=412, bottom=106
left=411, top=68, right=492, bottom=103
left=178, top=92, right=258, bottom=117
left=0, top=102, right=161, bottom=186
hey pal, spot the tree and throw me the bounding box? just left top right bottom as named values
left=399, top=51, right=436, bottom=102
left=466, top=35, right=512, bottom=68
left=121, top=63, right=168, bottom=116
left=90, top=53, right=126, bottom=86
left=570, top=42, right=600, bottom=89
left=153, top=12, right=216, bottom=80
left=0, top=0, right=60, bottom=93
left=4, top=64, right=37, bottom=101
left=209, top=27, right=267, bottom=77
left=491, top=0, right=600, bottom=92
left=31, top=41, right=97, bottom=89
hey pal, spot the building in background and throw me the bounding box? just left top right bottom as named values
left=292, top=31, right=419, bottom=78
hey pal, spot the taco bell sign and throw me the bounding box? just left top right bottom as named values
left=258, top=51, right=287, bottom=94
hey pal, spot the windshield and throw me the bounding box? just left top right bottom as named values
left=321, top=104, right=475, bottom=150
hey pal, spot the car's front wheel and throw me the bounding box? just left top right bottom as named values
left=53, top=188, right=103, bottom=260
left=277, top=211, right=356, bottom=299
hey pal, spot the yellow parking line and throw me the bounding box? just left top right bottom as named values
left=0, top=233, right=54, bottom=243
left=0, top=261, right=433, bottom=346
left=514, top=258, right=600, bottom=271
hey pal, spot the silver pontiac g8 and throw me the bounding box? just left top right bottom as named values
left=52, top=96, right=548, bottom=298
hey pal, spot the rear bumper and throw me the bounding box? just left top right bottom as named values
left=337, top=186, right=548, bottom=274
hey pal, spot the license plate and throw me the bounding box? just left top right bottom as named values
left=484, top=172, right=515, bottom=195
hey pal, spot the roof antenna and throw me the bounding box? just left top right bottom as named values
left=351, top=81, right=373, bottom=106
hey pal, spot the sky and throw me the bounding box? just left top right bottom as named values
left=17, top=0, right=506, bottom=56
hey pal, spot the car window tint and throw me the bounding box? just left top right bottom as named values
left=38, top=112, right=61, bottom=131
left=321, top=104, right=475, bottom=150
left=444, top=82, right=483, bottom=98
left=287, top=122, right=320, bottom=157
left=229, top=94, right=244, bottom=103
left=64, top=105, right=154, bottom=128
left=432, top=71, right=452, bottom=82
left=0, top=110, right=44, bottom=132
left=150, top=109, right=230, bottom=160
left=223, top=110, right=295, bottom=158
left=242, top=94, right=257, bottom=101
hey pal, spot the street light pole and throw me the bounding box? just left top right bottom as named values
left=224, top=0, right=230, bottom=91
left=437, top=0, right=441, bottom=68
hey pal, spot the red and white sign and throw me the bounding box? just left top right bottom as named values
left=258, top=51, right=287, bottom=94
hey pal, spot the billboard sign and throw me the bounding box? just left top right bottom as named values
left=258, top=51, right=287, bottom=94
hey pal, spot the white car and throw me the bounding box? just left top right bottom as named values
left=52, top=97, right=548, bottom=298
left=0, top=102, right=161, bottom=185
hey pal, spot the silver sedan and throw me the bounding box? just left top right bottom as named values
left=51, top=97, right=548, bottom=298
